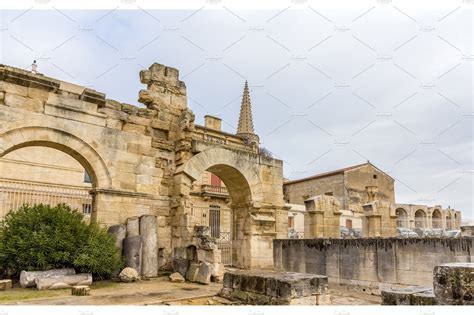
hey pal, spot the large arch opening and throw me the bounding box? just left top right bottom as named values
left=0, top=147, right=94, bottom=221
left=189, top=163, right=253, bottom=268
left=179, top=147, right=269, bottom=269
left=414, top=209, right=427, bottom=228
left=395, top=208, right=408, bottom=228
left=0, top=127, right=111, bottom=223
left=432, top=209, right=442, bottom=229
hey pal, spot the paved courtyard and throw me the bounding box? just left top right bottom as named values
left=0, top=276, right=380, bottom=306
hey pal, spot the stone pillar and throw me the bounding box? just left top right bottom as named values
left=362, top=186, right=396, bottom=237
left=123, top=235, right=143, bottom=274
left=107, top=224, right=126, bottom=254
left=126, top=216, right=140, bottom=237
left=140, top=214, right=158, bottom=278
left=304, top=195, right=341, bottom=238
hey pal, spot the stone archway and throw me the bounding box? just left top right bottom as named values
left=0, top=126, right=112, bottom=222
left=395, top=208, right=408, bottom=228
left=173, top=147, right=285, bottom=269
left=432, top=209, right=442, bottom=229
left=414, top=209, right=426, bottom=228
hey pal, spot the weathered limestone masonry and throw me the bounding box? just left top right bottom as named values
left=219, top=269, right=330, bottom=305
left=304, top=195, right=341, bottom=238
left=274, top=238, right=473, bottom=292
left=0, top=63, right=287, bottom=269
left=362, top=186, right=397, bottom=237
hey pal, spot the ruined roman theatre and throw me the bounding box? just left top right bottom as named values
left=1, top=62, right=473, bottom=306
left=0, top=62, right=287, bottom=270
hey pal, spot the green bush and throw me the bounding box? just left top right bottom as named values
left=0, top=204, right=122, bottom=279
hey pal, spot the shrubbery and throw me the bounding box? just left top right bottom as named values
left=0, top=204, right=122, bottom=279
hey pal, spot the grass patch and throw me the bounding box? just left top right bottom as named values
left=0, top=288, right=69, bottom=303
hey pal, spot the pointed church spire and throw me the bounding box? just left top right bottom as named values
left=237, top=81, right=259, bottom=145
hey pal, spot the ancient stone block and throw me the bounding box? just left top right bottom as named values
left=381, top=286, right=432, bottom=305
left=139, top=215, right=158, bottom=278
left=4, top=93, right=44, bottom=112
left=20, top=268, right=76, bottom=288
left=220, top=270, right=329, bottom=305
left=173, top=258, right=190, bottom=277
left=169, top=272, right=185, bottom=283
left=186, top=262, right=201, bottom=282
left=195, top=262, right=212, bottom=285
left=0, top=279, right=12, bottom=291
left=412, top=290, right=437, bottom=305
left=123, top=235, right=143, bottom=274
left=433, top=262, right=474, bottom=305
left=71, top=285, right=90, bottom=296
left=119, top=267, right=139, bottom=283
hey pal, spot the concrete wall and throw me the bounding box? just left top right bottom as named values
left=274, top=238, right=473, bottom=289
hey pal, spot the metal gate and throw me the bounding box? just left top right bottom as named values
left=209, top=205, right=232, bottom=266
left=217, top=232, right=232, bottom=265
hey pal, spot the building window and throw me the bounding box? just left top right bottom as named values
left=324, top=191, right=333, bottom=196
left=346, top=219, right=352, bottom=229
left=373, top=174, right=377, bottom=179
left=84, top=170, right=92, bottom=183
left=82, top=203, right=92, bottom=215
left=288, top=216, right=294, bottom=229
left=209, top=205, right=221, bottom=238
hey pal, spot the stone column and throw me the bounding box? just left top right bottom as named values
left=126, top=216, right=140, bottom=237
left=123, top=235, right=143, bottom=274
left=107, top=224, right=126, bottom=254
left=140, top=214, right=158, bottom=278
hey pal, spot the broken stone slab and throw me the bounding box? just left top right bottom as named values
left=186, top=262, right=201, bottom=282
left=123, top=235, right=143, bottom=275
left=0, top=279, right=12, bottom=291
left=20, top=268, right=76, bottom=288
left=126, top=216, right=140, bottom=237
left=35, top=273, right=92, bottom=290
left=119, top=267, right=139, bottom=283
left=169, top=272, right=185, bottom=283
left=172, top=258, right=190, bottom=277
left=433, top=262, right=474, bottom=305
left=220, top=269, right=329, bottom=305
left=107, top=224, right=126, bottom=254
left=381, top=286, right=432, bottom=305
left=139, top=215, right=158, bottom=278
left=195, top=262, right=212, bottom=285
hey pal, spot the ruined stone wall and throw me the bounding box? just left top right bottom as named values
left=274, top=238, right=473, bottom=290
left=344, top=164, right=395, bottom=213
left=283, top=174, right=344, bottom=206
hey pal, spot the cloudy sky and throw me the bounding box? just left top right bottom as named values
left=1, top=1, right=472, bottom=220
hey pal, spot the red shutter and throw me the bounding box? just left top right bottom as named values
left=211, top=174, right=221, bottom=187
